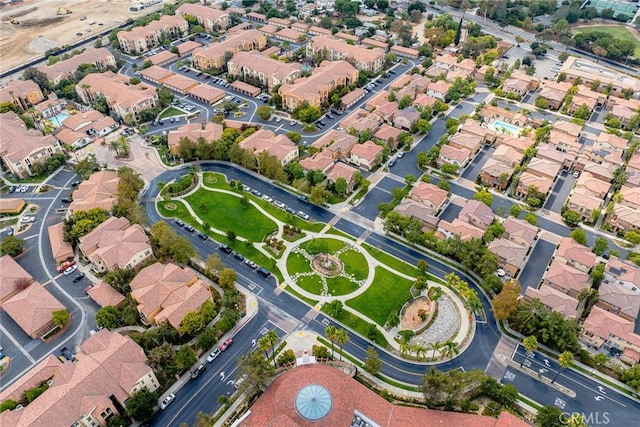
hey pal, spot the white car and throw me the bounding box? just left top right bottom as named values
left=273, top=200, right=285, bottom=208
left=206, top=348, right=221, bottom=363
left=297, top=211, right=310, bottom=220
left=262, top=194, right=273, bottom=203
left=275, top=117, right=281, bottom=123
left=159, top=393, right=176, bottom=410
left=19, top=216, right=35, bottom=223
left=63, top=265, right=78, bottom=276
left=496, top=268, right=506, bottom=277
left=572, top=170, right=580, bottom=178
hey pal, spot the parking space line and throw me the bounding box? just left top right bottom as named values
left=0, top=323, right=35, bottom=363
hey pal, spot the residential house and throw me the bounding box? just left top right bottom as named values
left=548, top=131, right=581, bottom=157
left=493, top=145, right=524, bottom=168
left=38, top=47, right=117, bottom=85
left=117, top=15, right=188, bottom=54
left=48, top=222, right=74, bottom=263
left=0, top=255, right=65, bottom=339
left=168, top=122, right=224, bottom=155
left=373, top=124, right=403, bottom=148
left=606, top=98, right=640, bottom=126
left=433, top=53, right=457, bottom=70
left=0, top=111, right=63, bottom=179
left=177, top=3, right=230, bottom=32
left=325, top=161, right=358, bottom=193
left=55, top=109, right=118, bottom=148
left=448, top=132, right=483, bottom=155
left=581, top=307, right=640, bottom=365
left=76, top=72, right=159, bottom=122
left=436, top=218, right=485, bottom=241
left=559, top=56, right=640, bottom=98
left=543, top=259, right=591, bottom=298
left=516, top=171, right=554, bottom=200
left=192, top=30, right=267, bottom=70
left=497, top=136, right=535, bottom=154
left=438, top=144, right=471, bottom=169
left=479, top=158, right=513, bottom=191
left=538, top=81, right=572, bottom=110
left=78, top=217, right=153, bottom=273
left=392, top=106, right=420, bottom=130
left=279, top=60, right=358, bottom=111
left=535, top=143, right=574, bottom=171
left=580, top=160, right=616, bottom=183
left=394, top=199, right=439, bottom=231
left=228, top=51, right=302, bottom=90
left=69, top=170, right=120, bottom=214
left=527, top=157, right=562, bottom=180
left=604, top=256, right=640, bottom=293
left=554, top=237, right=596, bottom=273
left=426, top=80, right=451, bottom=101
left=349, top=140, right=382, bottom=171
left=0, top=79, right=44, bottom=112
left=340, top=109, right=382, bottom=134
left=0, top=329, right=159, bottom=426
left=458, top=199, right=494, bottom=230
left=130, top=262, right=212, bottom=330
left=310, top=129, right=358, bottom=155
left=566, top=191, right=603, bottom=222
left=87, top=280, right=126, bottom=308
left=239, top=128, right=298, bottom=165
left=478, top=105, right=528, bottom=127
left=488, top=238, right=528, bottom=277
left=410, top=182, right=448, bottom=213
left=523, top=284, right=579, bottom=319
left=460, top=119, right=499, bottom=145
left=502, top=216, right=539, bottom=249
left=620, top=185, right=640, bottom=210
left=307, top=36, right=384, bottom=73
left=574, top=171, right=611, bottom=199
left=502, top=71, right=538, bottom=97
left=597, top=282, right=640, bottom=321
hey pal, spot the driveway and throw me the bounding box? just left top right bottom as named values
left=543, top=172, right=576, bottom=213
left=517, top=239, right=556, bottom=291
left=461, top=146, right=494, bottom=181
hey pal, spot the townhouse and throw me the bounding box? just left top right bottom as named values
left=239, top=128, right=298, bottom=165
left=307, top=36, right=384, bottom=73
left=76, top=72, right=159, bottom=122
left=69, top=170, right=120, bottom=214
left=38, top=47, right=117, bottom=85
left=0, top=111, right=63, bottom=179
left=310, top=129, right=358, bottom=155
left=410, top=182, right=448, bottom=213
left=538, top=81, right=573, bottom=110
left=192, top=29, right=267, bottom=70
left=117, top=15, right=188, bottom=54
left=176, top=3, right=230, bottom=32
left=436, top=218, right=485, bottom=241
left=279, top=60, right=358, bottom=111
left=458, top=199, right=495, bottom=231
left=79, top=216, right=153, bottom=273
left=168, top=122, right=224, bottom=155
left=542, top=259, right=591, bottom=298
left=438, top=144, right=471, bottom=169
left=523, top=284, right=580, bottom=319
left=228, top=51, right=302, bottom=90
left=394, top=199, right=439, bottom=231
left=349, top=140, right=383, bottom=171
left=300, top=155, right=359, bottom=193
left=582, top=307, right=640, bottom=365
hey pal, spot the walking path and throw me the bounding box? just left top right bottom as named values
left=156, top=172, right=474, bottom=359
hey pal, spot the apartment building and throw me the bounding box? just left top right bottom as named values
left=279, top=60, right=358, bottom=111
left=117, top=15, right=188, bottom=54
left=192, top=30, right=267, bottom=70
left=0, top=111, right=63, bottom=179
left=559, top=56, right=640, bottom=98
left=176, top=3, right=230, bottom=32
left=0, top=79, right=45, bottom=112
left=38, top=47, right=117, bottom=85
left=227, top=51, right=302, bottom=90
left=307, top=36, right=384, bottom=73
left=75, top=72, right=159, bottom=121
left=238, top=128, right=298, bottom=165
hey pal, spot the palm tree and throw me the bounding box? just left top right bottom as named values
left=334, top=328, right=349, bottom=361
left=399, top=339, right=411, bottom=357
left=257, top=335, right=271, bottom=362
left=429, top=340, right=442, bottom=359
left=413, top=343, right=427, bottom=360
left=514, top=298, right=547, bottom=334
left=441, top=340, right=459, bottom=359
left=552, top=351, right=574, bottom=383
left=521, top=336, right=538, bottom=367
left=262, top=330, right=279, bottom=368
left=117, top=135, right=131, bottom=157
left=324, top=325, right=338, bottom=360
left=108, top=139, right=121, bottom=157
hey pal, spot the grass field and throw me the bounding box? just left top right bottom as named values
left=286, top=251, right=314, bottom=275
left=320, top=305, right=390, bottom=348
left=362, top=243, right=420, bottom=277
left=339, top=249, right=368, bottom=281
left=300, top=238, right=345, bottom=255
left=202, top=172, right=234, bottom=191
left=573, top=25, right=640, bottom=59
left=185, top=189, right=277, bottom=242
left=347, top=266, right=414, bottom=326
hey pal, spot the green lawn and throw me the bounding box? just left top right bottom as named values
left=300, top=238, right=345, bottom=255
left=573, top=25, right=640, bottom=59
left=202, top=172, right=235, bottom=191
left=363, top=243, right=420, bottom=277
left=249, top=196, right=325, bottom=232
left=297, top=275, right=324, bottom=294
left=286, top=251, right=314, bottom=275
left=325, top=227, right=352, bottom=239
left=284, top=285, right=318, bottom=306
left=325, top=275, right=360, bottom=296
left=184, top=189, right=277, bottom=242
left=320, top=305, right=390, bottom=348
left=157, top=200, right=193, bottom=222
left=347, top=266, right=414, bottom=326
left=160, top=107, right=184, bottom=118
left=340, top=249, right=368, bottom=281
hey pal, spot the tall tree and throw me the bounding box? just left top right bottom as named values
left=552, top=351, right=574, bottom=383
left=522, top=336, right=538, bottom=367
left=325, top=325, right=338, bottom=359
left=334, top=328, right=350, bottom=361
left=235, top=351, right=274, bottom=398
left=363, top=346, right=381, bottom=374
left=454, top=18, right=463, bottom=45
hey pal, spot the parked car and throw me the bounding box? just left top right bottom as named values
left=219, top=245, right=232, bottom=254
left=325, top=113, right=333, bottom=120
left=297, top=195, right=308, bottom=203
left=273, top=200, right=285, bottom=208
left=388, top=158, right=396, bottom=167
left=19, top=215, right=35, bottom=223
left=220, top=338, right=233, bottom=351
left=71, top=181, right=80, bottom=187
left=262, top=194, right=273, bottom=203
left=496, top=268, right=506, bottom=277
left=184, top=225, right=195, bottom=232
left=191, top=363, right=206, bottom=379
left=207, top=348, right=221, bottom=363
left=275, top=117, right=281, bottom=123
left=72, top=273, right=85, bottom=283
left=289, top=120, right=296, bottom=126
left=159, top=394, right=176, bottom=410
left=6, top=227, right=13, bottom=236
left=297, top=211, right=310, bottom=220
left=175, top=219, right=185, bottom=226
left=244, top=259, right=257, bottom=269
left=197, top=232, right=208, bottom=241
left=57, top=260, right=76, bottom=273
left=257, top=267, right=271, bottom=278
left=63, top=265, right=78, bottom=276
left=61, top=198, right=71, bottom=204
left=84, top=284, right=94, bottom=294
left=60, top=347, right=76, bottom=361
left=232, top=252, right=245, bottom=262
left=397, top=151, right=405, bottom=158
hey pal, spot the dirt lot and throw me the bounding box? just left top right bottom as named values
left=0, top=0, right=166, bottom=74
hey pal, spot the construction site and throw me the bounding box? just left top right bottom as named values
left=0, top=0, right=166, bottom=75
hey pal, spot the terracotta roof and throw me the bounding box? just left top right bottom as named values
left=574, top=172, right=611, bottom=198
left=459, top=199, right=494, bottom=228
left=69, top=170, right=119, bottom=214
left=87, top=280, right=126, bottom=307
left=499, top=136, right=534, bottom=154
left=0, top=111, right=60, bottom=163
left=76, top=71, right=157, bottom=111
left=78, top=216, right=152, bottom=272
left=149, top=50, right=178, bottom=65
left=38, top=47, right=115, bottom=83
left=311, top=129, right=357, bottom=151
left=240, top=364, right=527, bottom=427
left=130, top=262, right=211, bottom=329
left=544, top=259, right=590, bottom=294
left=279, top=60, right=357, bottom=106
left=540, top=81, right=572, bottom=103
left=0, top=197, right=24, bottom=212
left=48, top=222, right=74, bottom=262
left=0, top=255, right=34, bottom=303
left=487, top=238, right=528, bottom=268
left=341, top=109, right=382, bottom=133
left=439, top=144, right=471, bottom=164
left=583, top=307, right=640, bottom=347
left=524, top=285, right=579, bottom=319
left=0, top=330, right=157, bottom=426
left=620, top=185, right=640, bottom=210
left=228, top=51, right=302, bottom=86
left=168, top=122, right=224, bottom=153
left=503, top=216, right=538, bottom=246
left=239, top=128, right=298, bottom=165
left=325, top=161, right=357, bottom=183
left=0, top=79, right=43, bottom=104
left=140, top=65, right=174, bottom=82
left=117, top=15, right=186, bottom=43
left=350, top=140, right=383, bottom=162
left=411, top=182, right=448, bottom=208
left=449, top=132, right=483, bottom=152
left=492, top=145, right=524, bottom=168
left=2, top=281, right=64, bottom=337
left=300, top=154, right=334, bottom=172
left=373, top=123, right=402, bottom=142
left=517, top=171, right=553, bottom=195
left=437, top=218, right=485, bottom=241
left=567, top=191, right=603, bottom=212
left=527, top=157, right=562, bottom=179
left=395, top=199, right=438, bottom=225
left=555, top=237, right=596, bottom=269
left=606, top=256, right=640, bottom=287
left=598, top=282, right=640, bottom=320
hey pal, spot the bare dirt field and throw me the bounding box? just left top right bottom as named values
left=0, top=0, right=165, bottom=74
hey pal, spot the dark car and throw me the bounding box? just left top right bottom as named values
left=72, top=273, right=85, bottom=283
left=232, top=252, right=245, bottom=262
left=175, top=219, right=184, bottom=226
left=61, top=198, right=71, bottom=204
left=70, top=181, right=80, bottom=187
left=60, top=347, right=76, bottom=361
left=219, top=245, right=232, bottom=254
left=197, top=232, right=208, bottom=241
left=191, top=363, right=206, bottom=379
left=257, top=267, right=271, bottom=278
left=184, top=225, right=195, bottom=232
